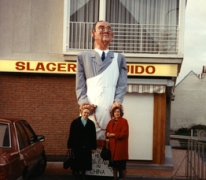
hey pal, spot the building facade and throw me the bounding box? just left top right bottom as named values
left=0, top=0, right=186, bottom=164
left=171, top=69, right=206, bottom=131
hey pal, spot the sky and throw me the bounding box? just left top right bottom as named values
left=176, top=0, right=206, bottom=84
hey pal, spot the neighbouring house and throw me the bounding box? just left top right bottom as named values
left=171, top=66, right=206, bottom=131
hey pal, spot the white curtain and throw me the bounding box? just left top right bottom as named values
left=110, top=0, right=178, bottom=25
left=70, top=0, right=99, bottom=22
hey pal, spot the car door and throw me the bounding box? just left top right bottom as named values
left=15, top=121, right=36, bottom=173
left=0, top=122, right=23, bottom=180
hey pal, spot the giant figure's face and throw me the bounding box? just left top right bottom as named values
left=91, top=21, right=114, bottom=48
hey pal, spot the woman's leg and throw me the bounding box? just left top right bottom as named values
left=118, top=169, right=122, bottom=179
left=113, top=168, right=118, bottom=180
left=122, top=170, right=126, bottom=180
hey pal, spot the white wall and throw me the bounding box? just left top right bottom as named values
left=0, top=0, right=64, bottom=61
left=123, top=93, right=154, bottom=160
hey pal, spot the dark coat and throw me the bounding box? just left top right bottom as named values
left=67, top=117, right=96, bottom=171
left=106, top=117, right=129, bottom=161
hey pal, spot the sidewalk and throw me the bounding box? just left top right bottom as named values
left=44, top=146, right=188, bottom=179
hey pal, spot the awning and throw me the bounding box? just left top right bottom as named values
left=127, top=79, right=174, bottom=94
left=127, top=84, right=165, bottom=93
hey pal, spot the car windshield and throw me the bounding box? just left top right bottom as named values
left=0, top=123, right=11, bottom=148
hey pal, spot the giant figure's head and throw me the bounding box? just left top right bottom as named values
left=91, top=21, right=114, bottom=50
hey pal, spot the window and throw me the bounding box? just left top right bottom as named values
left=0, top=123, right=11, bottom=147
left=15, top=122, right=30, bottom=150
left=64, top=0, right=180, bottom=54
left=68, top=0, right=99, bottom=50
left=16, top=125, right=25, bottom=150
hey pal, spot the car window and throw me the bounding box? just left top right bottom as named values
left=16, top=125, right=25, bottom=150
left=20, top=121, right=37, bottom=144
left=0, top=123, right=11, bottom=147
left=15, top=122, right=30, bottom=150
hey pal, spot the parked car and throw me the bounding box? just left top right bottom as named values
left=0, top=118, right=47, bottom=180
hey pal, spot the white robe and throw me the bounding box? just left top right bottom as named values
left=86, top=53, right=119, bottom=139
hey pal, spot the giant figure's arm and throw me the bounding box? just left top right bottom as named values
left=76, top=54, right=89, bottom=105
left=114, top=55, right=127, bottom=104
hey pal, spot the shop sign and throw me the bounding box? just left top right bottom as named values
left=0, top=60, right=178, bottom=76
left=127, top=64, right=178, bottom=76
left=0, top=60, right=76, bottom=74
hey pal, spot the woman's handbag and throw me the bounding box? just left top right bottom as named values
left=63, top=150, right=74, bottom=169
left=100, top=140, right=111, bottom=160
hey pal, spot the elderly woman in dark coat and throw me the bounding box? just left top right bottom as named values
left=67, top=106, right=96, bottom=180
left=106, top=106, right=129, bottom=180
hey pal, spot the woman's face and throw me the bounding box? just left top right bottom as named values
left=114, top=109, right=121, bottom=119
left=82, top=109, right=90, bottom=119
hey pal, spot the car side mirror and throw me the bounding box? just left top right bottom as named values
left=37, top=135, right=45, bottom=142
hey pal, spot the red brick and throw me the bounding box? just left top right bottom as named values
left=0, top=73, right=79, bottom=157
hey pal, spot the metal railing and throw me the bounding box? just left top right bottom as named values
left=186, top=139, right=206, bottom=180
left=66, top=22, right=178, bottom=54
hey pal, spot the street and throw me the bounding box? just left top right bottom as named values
left=28, top=174, right=172, bottom=180
left=29, top=174, right=70, bottom=180
left=29, top=174, right=115, bottom=180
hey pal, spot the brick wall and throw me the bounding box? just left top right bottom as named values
left=0, top=72, right=79, bottom=160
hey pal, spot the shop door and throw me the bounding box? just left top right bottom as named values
left=123, top=93, right=154, bottom=160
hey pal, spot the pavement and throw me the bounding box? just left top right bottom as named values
left=33, top=141, right=188, bottom=180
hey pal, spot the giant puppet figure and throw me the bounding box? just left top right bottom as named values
left=76, top=21, right=127, bottom=140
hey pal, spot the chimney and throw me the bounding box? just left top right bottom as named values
left=202, top=66, right=206, bottom=73
left=201, top=66, right=206, bottom=79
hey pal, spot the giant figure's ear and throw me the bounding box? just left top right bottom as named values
left=91, top=30, right=95, bottom=38
left=111, top=31, right=114, bottom=39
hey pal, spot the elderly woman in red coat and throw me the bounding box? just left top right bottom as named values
left=105, top=106, right=129, bottom=180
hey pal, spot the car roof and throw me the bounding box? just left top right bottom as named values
left=0, top=117, right=25, bottom=123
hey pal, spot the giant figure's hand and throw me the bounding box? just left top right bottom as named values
left=80, top=102, right=97, bottom=115
left=110, top=101, right=124, bottom=114
left=111, top=101, right=121, bottom=110
left=113, top=101, right=121, bottom=107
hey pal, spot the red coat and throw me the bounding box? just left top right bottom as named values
left=105, top=117, right=129, bottom=161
